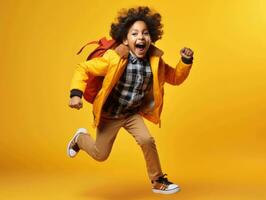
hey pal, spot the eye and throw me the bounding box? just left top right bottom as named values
left=143, top=31, right=150, bottom=35
left=132, top=32, right=138, bottom=36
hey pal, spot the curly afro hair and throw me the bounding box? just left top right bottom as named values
left=110, top=6, right=163, bottom=44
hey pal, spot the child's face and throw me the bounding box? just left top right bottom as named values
left=123, top=20, right=151, bottom=58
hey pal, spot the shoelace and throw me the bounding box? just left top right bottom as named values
left=155, top=174, right=173, bottom=185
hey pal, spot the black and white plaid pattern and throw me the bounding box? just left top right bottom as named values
left=103, top=53, right=153, bottom=118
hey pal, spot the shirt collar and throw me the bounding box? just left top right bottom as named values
left=128, top=51, right=149, bottom=65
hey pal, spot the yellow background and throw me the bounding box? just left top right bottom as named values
left=1, top=0, right=266, bottom=199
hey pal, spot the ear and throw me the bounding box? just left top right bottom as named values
left=123, top=38, right=128, bottom=46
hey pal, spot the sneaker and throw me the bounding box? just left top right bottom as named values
left=67, top=128, right=87, bottom=158
left=152, top=174, right=180, bottom=194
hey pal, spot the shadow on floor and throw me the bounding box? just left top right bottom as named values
left=81, top=179, right=184, bottom=200
left=80, top=180, right=266, bottom=200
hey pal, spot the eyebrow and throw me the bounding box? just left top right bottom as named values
left=130, top=29, right=149, bottom=32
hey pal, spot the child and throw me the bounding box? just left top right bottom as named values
left=67, top=6, right=193, bottom=194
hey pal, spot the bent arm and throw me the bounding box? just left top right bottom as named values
left=69, top=52, right=110, bottom=97
left=164, top=57, right=193, bottom=85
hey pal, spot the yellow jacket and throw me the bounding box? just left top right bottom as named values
left=70, top=44, right=193, bottom=127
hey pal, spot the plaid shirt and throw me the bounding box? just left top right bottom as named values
left=103, top=52, right=153, bottom=118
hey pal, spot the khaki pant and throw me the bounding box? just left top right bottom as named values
left=77, top=113, right=163, bottom=181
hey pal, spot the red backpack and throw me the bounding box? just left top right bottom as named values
left=76, top=37, right=118, bottom=103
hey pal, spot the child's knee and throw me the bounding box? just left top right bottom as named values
left=93, top=152, right=110, bottom=162
left=138, top=136, right=155, bottom=146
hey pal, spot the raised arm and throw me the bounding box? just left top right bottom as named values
left=164, top=47, right=194, bottom=85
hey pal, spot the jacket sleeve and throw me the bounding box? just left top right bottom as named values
left=164, top=57, right=193, bottom=85
left=69, top=51, right=111, bottom=95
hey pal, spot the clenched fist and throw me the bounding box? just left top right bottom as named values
left=69, top=96, right=83, bottom=110
left=180, top=47, right=194, bottom=59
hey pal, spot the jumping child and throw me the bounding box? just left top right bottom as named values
left=67, top=6, right=194, bottom=194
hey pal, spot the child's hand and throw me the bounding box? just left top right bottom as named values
left=69, top=96, right=83, bottom=110
left=180, top=47, right=194, bottom=59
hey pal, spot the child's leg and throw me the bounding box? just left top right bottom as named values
left=77, top=116, right=123, bottom=161
left=123, top=114, right=164, bottom=182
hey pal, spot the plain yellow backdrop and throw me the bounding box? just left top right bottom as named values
left=1, top=0, right=266, bottom=199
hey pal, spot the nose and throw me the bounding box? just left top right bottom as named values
left=138, top=33, right=145, bottom=40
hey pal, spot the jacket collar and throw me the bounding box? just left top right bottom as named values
left=114, top=43, right=164, bottom=59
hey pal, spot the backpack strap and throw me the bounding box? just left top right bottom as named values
left=77, top=37, right=107, bottom=55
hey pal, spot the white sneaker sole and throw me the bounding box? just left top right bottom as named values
left=152, top=187, right=180, bottom=194
left=67, top=128, right=87, bottom=158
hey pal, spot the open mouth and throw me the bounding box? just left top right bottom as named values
left=135, top=44, right=146, bottom=51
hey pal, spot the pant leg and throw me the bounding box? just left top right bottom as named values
left=123, top=114, right=163, bottom=181
left=77, top=116, right=123, bottom=162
